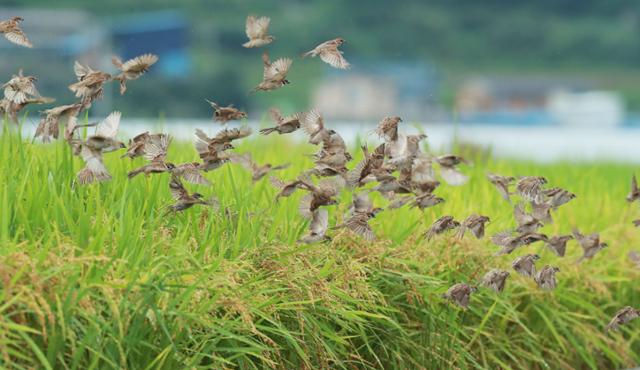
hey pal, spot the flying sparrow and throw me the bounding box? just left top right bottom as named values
left=302, top=38, right=350, bottom=69
left=242, top=15, right=274, bottom=48
left=0, top=16, right=32, bottom=48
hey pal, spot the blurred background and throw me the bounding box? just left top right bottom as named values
left=1, top=0, right=640, bottom=161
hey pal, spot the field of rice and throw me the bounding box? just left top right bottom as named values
left=1, top=123, right=639, bottom=370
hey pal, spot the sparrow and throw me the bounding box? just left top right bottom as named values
left=206, top=100, right=247, bottom=124
left=35, top=103, right=81, bottom=143
left=375, top=116, right=402, bottom=142
left=1, top=95, right=54, bottom=125
left=514, top=203, right=543, bottom=233
left=442, top=283, right=477, bottom=309
left=511, top=254, right=540, bottom=278
left=127, top=134, right=174, bottom=178
left=69, top=61, right=111, bottom=108
left=627, top=175, right=640, bottom=203
left=299, top=108, right=330, bottom=145
left=74, top=111, right=125, bottom=185
left=298, top=178, right=342, bottom=219
left=386, top=134, right=427, bottom=170
left=347, top=144, right=386, bottom=188
left=111, top=54, right=158, bottom=94
left=424, top=216, right=460, bottom=241
left=299, top=208, right=330, bottom=244
left=481, top=269, right=510, bottom=293
left=122, top=132, right=157, bottom=159
left=456, top=214, right=490, bottom=239
left=270, top=176, right=305, bottom=200
left=406, top=155, right=438, bottom=193
left=194, top=127, right=252, bottom=171
left=492, top=231, right=547, bottom=255
left=543, top=187, right=576, bottom=209
left=534, top=265, right=559, bottom=290
left=628, top=251, right=640, bottom=269
left=436, top=155, right=469, bottom=186
left=531, top=200, right=553, bottom=224
left=487, top=173, right=515, bottom=202
left=333, top=192, right=382, bottom=241
left=605, top=306, right=640, bottom=332
left=516, top=176, right=547, bottom=204
left=260, top=108, right=301, bottom=135
left=252, top=51, right=292, bottom=92
left=229, top=152, right=289, bottom=182
left=0, top=16, right=32, bottom=48
left=572, top=228, right=608, bottom=263
left=545, top=235, right=573, bottom=257
left=302, top=38, right=350, bottom=69
left=3, top=70, right=40, bottom=105
left=167, top=177, right=217, bottom=214
left=242, top=15, right=274, bottom=48
left=410, top=193, right=445, bottom=210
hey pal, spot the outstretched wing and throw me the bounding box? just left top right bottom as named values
left=95, top=111, right=121, bottom=138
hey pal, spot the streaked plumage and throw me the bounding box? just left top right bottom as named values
left=167, top=177, right=217, bottom=213
left=127, top=134, right=173, bottom=179
left=516, top=176, right=547, bottom=203
left=627, top=175, right=640, bottom=203
left=260, top=108, right=301, bottom=135
left=545, top=235, right=573, bottom=257
left=442, top=283, right=477, bottom=309
left=299, top=108, right=329, bottom=145
left=534, top=265, right=559, bottom=290
left=511, top=254, right=540, bottom=278
left=194, top=127, right=251, bottom=171
left=456, top=214, right=490, bottom=239
left=487, top=173, right=514, bottom=202
left=75, top=112, right=125, bottom=185
left=35, top=103, right=81, bottom=143
left=424, top=215, right=460, bottom=241
left=482, top=269, right=510, bottom=293
left=206, top=100, right=247, bottom=124
left=69, top=61, right=111, bottom=108
left=572, top=228, right=608, bottom=263
left=253, top=51, right=291, bottom=92
left=299, top=209, right=330, bottom=244
left=0, top=16, right=32, bottom=48
left=3, top=70, right=40, bottom=105
left=243, top=15, right=274, bottom=48
left=606, top=306, right=640, bottom=332
left=230, top=152, right=289, bottom=182
left=112, top=54, right=158, bottom=94
left=347, top=144, right=386, bottom=188
left=514, top=203, right=543, bottom=233
left=302, top=38, right=350, bottom=69
left=375, top=116, right=402, bottom=142
left=410, top=193, right=445, bottom=210
left=436, top=155, right=469, bottom=186
left=298, top=178, right=342, bottom=218
left=493, top=231, right=547, bottom=255
left=270, top=177, right=305, bottom=200
left=543, top=187, right=576, bottom=209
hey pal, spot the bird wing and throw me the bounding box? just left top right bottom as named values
left=121, top=54, right=158, bottom=73
left=269, top=107, right=284, bottom=124
left=319, top=49, right=350, bottom=69
left=169, top=177, right=189, bottom=201
left=95, top=111, right=121, bottom=138
left=214, top=126, right=252, bottom=143
left=352, top=192, right=373, bottom=213
left=245, top=15, right=270, bottom=39
left=300, top=108, right=324, bottom=136
left=79, top=145, right=110, bottom=181
left=310, top=208, right=329, bottom=235
left=264, top=58, right=292, bottom=81
left=4, top=29, right=32, bottom=48
left=143, top=134, right=171, bottom=162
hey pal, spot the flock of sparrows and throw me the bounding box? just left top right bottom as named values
left=2, top=14, right=639, bottom=333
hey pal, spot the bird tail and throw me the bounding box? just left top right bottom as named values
left=259, top=127, right=277, bottom=135
left=127, top=168, right=143, bottom=179
left=301, top=50, right=315, bottom=59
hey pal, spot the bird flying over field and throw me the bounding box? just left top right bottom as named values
left=492, top=231, right=547, bottom=255
left=270, top=176, right=305, bottom=201
left=243, top=15, right=274, bottom=48
left=298, top=178, right=343, bottom=219
left=0, top=16, right=32, bottom=48
left=572, top=228, right=608, bottom=263
left=410, top=193, right=445, bottom=210
left=127, top=134, right=174, bottom=178
left=35, top=103, right=82, bottom=143
left=252, top=51, right=291, bottom=92
left=487, top=173, right=515, bottom=202
left=299, top=208, right=330, bottom=244
left=511, top=254, right=540, bottom=278
left=333, top=193, right=382, bottom=241
left=347, top=144, right=386, bottom=188
left=230, top=152, right=289, bottom=182
left=302, top=38, right=350, bottom=69
left=516, top=176, right=547, bottom=204
left=424, top=215, right=460, bottom=241
left=542, top=187, right=576, bottom=209
left=442, top=283, right=476, bottom=309
left=1, top=95, right=54, bottom=125
left=545, top=235, right=573, bottom=257
left=606, top=306, right=640, bottom=332
left=206, top=100, right=247, bottom=124
left=482, top=269, right=510, bottom=293
left=167, top=177, right=217, bottom=214
left=456, top=214, right=490, bottom=239
left=514, top=203, right=543, bottom=233
left=194, top=127, right=252, bottom=171
left=73, top=111, right=125, bottom=185
left=3, top=70, right=41, bottom=105
left=534, top=265, right=559, bottom=290
left=69, top=61, right=111, bottom=108
left=375, top=116, right=402, bottom=142
left=627, top=175, right=640, bottom=203
left=260, top=108, right=301, bottom=135
left=436, top=155, right=469, bottom=186
left=112, top=53, right=158, bottom=94
left=299, top=108, right=330, bottom=145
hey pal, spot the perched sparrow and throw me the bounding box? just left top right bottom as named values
left=572, top=228, right=608, bottom=263
left=69, top=61, right=111, bottom=108
left=516, top=176, right=547, bottom=204
left=514, top=203, right=543, bottom=233
left=627, top=251, right=640, bottom=269
left=545, top=235, right=573, bottom=257
left=74, top=112, right=125, bottom=185
left=299, top=108, right=330, bottom=145
left=299, top=209, right=330, bottom=244
left=534, top=265, right=559, bottom=290
left=298, top=178, right=342, bottom=219
left=436, top=155, right=469, bottom=186
left=242, top=15, right=274, bottom=48
left=270, top=176, right=305, bottom=200
left=487, top=173, right=515, bottom=202
left=167, top=177, right=217, bottom=214
left=194, top=127, right=252, bottom=171
left=0, top=16, right=32, bottom=48
left=35, top=103, right=81, bottom=143
left=127, top=134, right=174, bottom=179
left=347, top=144, right=386, bottom=188
left=511, top=254, right=540, bottom=278
left=206, top=100, right=247, bottom=124
left=627, top=175, right=640, bottom=203
left=302, top=38, right=350, bottom=69
left=229, top=152, right=289, bottom=182
left=424, top=216, right=460, bottom=241
left=442, top=283, right=477, bottom=309
left=492, top=231, right=547, bottom=255
left=481, top=269, right=510, bottom=293
left=456, top=214, right=490, bottom=239
left=543, top=187, right=576, bottom=209
left=3, top=70, right=40, bottom=105
left=375, top=116, right=402, bottom=142
left=111, top=54, right=158, bottom=94
left=252, top=51, right=292, bottom=92
left=260, top=108, right=301, bottom=135
left=410, top=193, right=445, bottom=210
left=605, top=306, right=640, bottom=332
